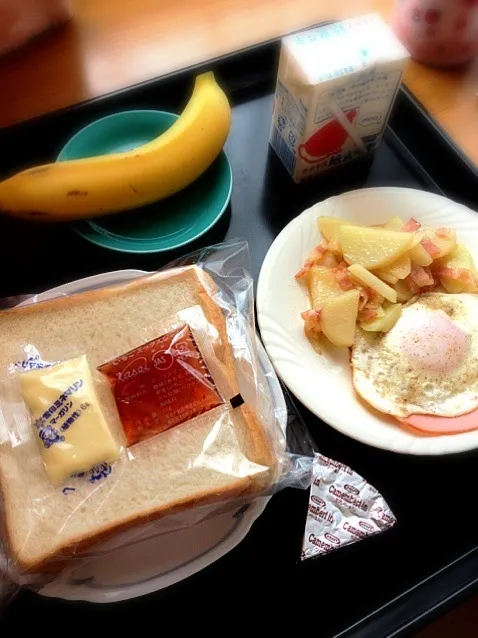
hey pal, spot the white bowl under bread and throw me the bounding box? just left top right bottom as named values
left=0, top=266, right=278, bottom=573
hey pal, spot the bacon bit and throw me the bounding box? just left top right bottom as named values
left=428, top=258, right=441, bottom=274
left=358, top=288, right=369, bottom=311
left=358, top=307, right=379, bottom=322
left=301, top=309, right=322, bottom=321
left=436, top=227, right=450, bottom=239
left=420, top=285, right=436, bottom=294
left=333, top=267, right=354, bottom=290
left=402, top=218, right=421, bottom=232
left=367, top=287, right=384, bottom=306
left=421, top=237, right=440, bottom=257
left=424, top=276, right=440, bottom=292
left=295, top=241, right=329, bottom=279
left=357, top=287, right=383, bottom=320
left=301, top=309, right=322, bottom=336
left=321, top=252, right=338, bottom=268
left=336, top=260, right=349, bottom=270
left=403, top=275, right=421, bottom=294
left=424, top=267, right=436, bottom=287
left=437, top=267, right=475, bottom=285
left=409, top=265, right=434, bottom=288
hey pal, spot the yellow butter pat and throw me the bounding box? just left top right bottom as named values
left=19, top=355, right=120, bottom=486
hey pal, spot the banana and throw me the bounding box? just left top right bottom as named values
left=0, top=72, right=231, bottom=222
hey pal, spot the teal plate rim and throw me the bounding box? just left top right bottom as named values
left=57, top=109, right=233, bottom=254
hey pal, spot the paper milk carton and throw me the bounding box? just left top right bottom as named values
left=269, top=14, right=409, bottom=183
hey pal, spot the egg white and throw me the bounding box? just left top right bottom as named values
left=351, top=293, right=478, bottom=418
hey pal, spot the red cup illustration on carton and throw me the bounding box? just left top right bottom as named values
left=270, top=15, right=410, bottom=183
left=298, top=109, right=358, bottom=163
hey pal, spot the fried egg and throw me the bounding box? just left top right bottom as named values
left=351, top=293, right=478, bottom=418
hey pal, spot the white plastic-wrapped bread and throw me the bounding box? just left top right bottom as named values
left=0, top=266, right=279, bottom=573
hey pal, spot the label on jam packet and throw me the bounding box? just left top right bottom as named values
left=98, top=325, right=223, bottom=446
left=301, top=453, right=396, bottom=560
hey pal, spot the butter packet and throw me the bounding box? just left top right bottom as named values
left=301, top=453, right=396, bottom=560
left=18, top=355, right=120, bottom=485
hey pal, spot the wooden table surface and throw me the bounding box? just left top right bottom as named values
left=0, top=0, right=477, bottom=168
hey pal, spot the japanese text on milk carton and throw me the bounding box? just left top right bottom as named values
left=270, top=14, right=409, bottom=183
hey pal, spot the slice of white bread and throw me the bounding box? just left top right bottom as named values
left=0, top=266, right=277, bottom=573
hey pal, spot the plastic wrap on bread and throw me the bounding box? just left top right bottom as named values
left=0, top=240, right=315, bottom=594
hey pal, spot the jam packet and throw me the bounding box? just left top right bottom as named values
left=98, top=324, right=224, bottom=446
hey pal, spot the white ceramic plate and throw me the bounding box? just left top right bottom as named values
left=15, top=270, right=286, bottom=602
left=257, top=186, right=478, bottom=456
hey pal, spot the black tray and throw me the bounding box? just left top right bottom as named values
left=2, top=33, right=478, bottom=638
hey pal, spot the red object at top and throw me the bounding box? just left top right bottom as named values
left=392, top=0, right=478, bottom=66
left=99, top=325, right=223, bottom=446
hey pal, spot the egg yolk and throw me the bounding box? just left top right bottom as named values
left=402, top=309, right=468, bottom=374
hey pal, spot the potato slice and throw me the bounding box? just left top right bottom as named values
left=389, top=254, right=412, bottom=279
left=434, top=244, right=477, bottom=293
left=463, top=281, right=478, bottom=293
left=410, top=230, right=425, bottom=248
left=360, top=303, right=402, bottom=333
left=338, top=226, right=414, bottom=269
left=376, top=271, right=399, bottom=285
left=384, top=215, right=404, bottom=231
left=317, top=217, right=358, bottom=241
left=422, top=228, right=456, bottom=259
left=321, top=289, right=360, bottom=348
left=374, top=254, right=411, bottom=283
left=409, top=242, right=433, bottom=267
left=435, top=243, right=475, bottom=271
left=440, top=278, right=466, bottom=294
left=327, top=230, right=344, bottom=256
left=325, top=223, right=362, bottom=257
left=347, top=264, right=397, bottom=303
left=307, top=266, right=343, bottom=308
left=394, top=280, right=415, bottom=302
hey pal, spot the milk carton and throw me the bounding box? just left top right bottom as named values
left=269, top=14, right=409, bottom=182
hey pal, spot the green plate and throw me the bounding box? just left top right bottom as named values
left=57, top=110, right=232, bottom=253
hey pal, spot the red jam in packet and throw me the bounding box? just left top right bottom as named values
left=98, top=325, right=223, bottom=446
